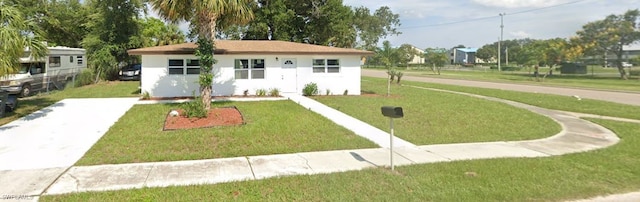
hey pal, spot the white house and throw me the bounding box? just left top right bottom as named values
left=408, top=45, right=425, bottom=65
left=127, top=40, right=373, bottom=98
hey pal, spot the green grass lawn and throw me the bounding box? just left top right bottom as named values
left=40, top=119, right=640, bottom=201
left=75, top=101, right=377, bottom=165
left=389, top=78, right=640, bottom=120
left=313, top=79, right=560, bottom=145
left=0, top=81, right=140, bottom=126
left=401, top=67, right=640, bottom=92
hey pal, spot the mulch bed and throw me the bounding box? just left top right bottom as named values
left=163, top=106, right=245, bottom=131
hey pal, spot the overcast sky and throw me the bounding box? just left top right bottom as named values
left=344, top=0, right=640, bottom=49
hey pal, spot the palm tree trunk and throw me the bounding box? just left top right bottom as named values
left=197, top=13, right=218, bottom=110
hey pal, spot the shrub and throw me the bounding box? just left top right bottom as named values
left=72, top=68, right=96, bottom=88
left=142, top=91, right=151, bottom=100
left=325, top=89, right=331, bottom=95
left=181, top=98, right=207, bottom=118
left=256, top=89, right=267, bottom=96
left=302, top=82, right=319, bottom=96
left=387, top=69, right=397, bottom=82
left=268, top=88, right=280, bottom=97
left=396, top=71, right=404, bottom=84
left=243, top=89, right=249, bottom=97
left=343, top=89, right=348, bottom=95
left=630, top=70, right=640, bottom=76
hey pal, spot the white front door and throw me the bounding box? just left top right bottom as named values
left=280, top=58, right=297, bottom=93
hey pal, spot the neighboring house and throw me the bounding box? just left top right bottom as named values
left=408, top=45, right=425, bottom=65
left=127, top=40, right=373, bottom=98
left=450, top=47, right=478, bottom=65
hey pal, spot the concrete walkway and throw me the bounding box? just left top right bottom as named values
left=283, top=93, right=415, bottom=148
left=0, top=98, right=139, bottom=199
left=42, top=91, right=621, bottom=196
left=362, top=69, right=640, bottom=106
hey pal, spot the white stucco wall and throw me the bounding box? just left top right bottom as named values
left=140, top=54, right=362, bottom=98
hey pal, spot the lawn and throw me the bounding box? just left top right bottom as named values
left=0, top=81, right=140, bottom=126
left=313, top=79, right=560, bottom=145
left=392, top=78, right=640, bottom=120
left=75, top=101, right=377, bottom=165
left=40, top=119, right=640, bottom=201
left=401, top=66, right=640, bottom=92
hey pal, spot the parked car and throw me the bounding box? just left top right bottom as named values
left=119, top=64, right=141, bottom=81
left=622, top=62, right=633, bottom=67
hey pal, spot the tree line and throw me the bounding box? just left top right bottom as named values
left=1, top=0, right=401, bottom=82
left=472, top=9, right=639, bottom=79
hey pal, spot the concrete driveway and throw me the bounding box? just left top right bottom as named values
left=362, top=69, right=640, bottom=106
left=0, top=98, right=138, bottom=197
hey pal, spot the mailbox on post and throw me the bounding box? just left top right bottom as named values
left=381, top=106, right=403, bottom=171
left=381, top=106, right=403, bottom=118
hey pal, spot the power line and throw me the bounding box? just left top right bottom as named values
left=398, top=0, right=588, bottom=30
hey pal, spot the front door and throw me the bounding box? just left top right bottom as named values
left=280, top=58, right=297, bottom=93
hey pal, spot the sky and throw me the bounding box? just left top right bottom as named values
left=342, top=0, right=640, bottom=49
left=150, top=0, right=640, bottom=50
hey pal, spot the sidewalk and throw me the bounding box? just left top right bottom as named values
left=43, top=93, right=620, bottom=195
left=283, top=93, right=416, bottom=148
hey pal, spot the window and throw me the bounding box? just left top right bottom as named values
left=312, top=59, right=340, bottom=73
left=49, top=56, right=61, bottom=67
left=312, top=59, right=325, bottom=73
left=186, top=59, right=200, bottom=74
left=251, top=59, right=265, bottom=79
left=77, top=56, right=83, bottom=65
left=70, top=56, right=74, bottom=63
left=234, top=59, right=265, bottom=79
left=168, top=59, right=200, bottom=75
left=327, top=59, right=340, bottom=73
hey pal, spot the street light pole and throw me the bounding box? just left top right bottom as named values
left=498, top=13, right=505, bottom=71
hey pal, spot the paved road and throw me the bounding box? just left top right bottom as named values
left=362, top=69, right=640, bottom=106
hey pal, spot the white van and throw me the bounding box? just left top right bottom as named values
left=0, top=47, right=87, bottom=97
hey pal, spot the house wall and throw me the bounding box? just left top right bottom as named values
left=140, top=54, right=362, bottom=97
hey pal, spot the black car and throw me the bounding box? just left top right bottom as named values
left=119, top=64, right=141, bottom=81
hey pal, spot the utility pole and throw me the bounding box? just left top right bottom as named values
left=498, top=13, right=505, bottom=71
left=506, top=47, right=509, bottom=65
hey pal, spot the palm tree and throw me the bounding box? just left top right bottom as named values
left=376, top=40, right=397, bottom=96
left=148, top=0, right=254, bottom=110
left=0, top=2, right=48, bottom=78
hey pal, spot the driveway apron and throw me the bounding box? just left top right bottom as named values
left=0, top=98, right=138, bottom=196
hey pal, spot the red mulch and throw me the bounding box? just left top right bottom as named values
left=163, top=107, right=244, bottom=131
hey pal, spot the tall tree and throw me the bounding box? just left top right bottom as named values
left=149, top=0, right=254, bottom=110
left=5, top=0, right=90, bottom=47
left=219, top=1, right=401, bottom=49
left=353, top=6, right=401, bottom=50
left=0, top=2, right=48, bottom=77
left=82, top=0, right=145, bottom=81
left=577, top=9, right=640, bottom=79
left=139, top=17, right=186, bottom=47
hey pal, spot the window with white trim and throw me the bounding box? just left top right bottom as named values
left=312, top=59, right=340, bottom=73
left=69, top=55, right=74, bottom=63
left=168, top=59, right=200, bottom=75
left=234, top=59, right=265, bottom=79
left=77, top=56, right=83, bottom=65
